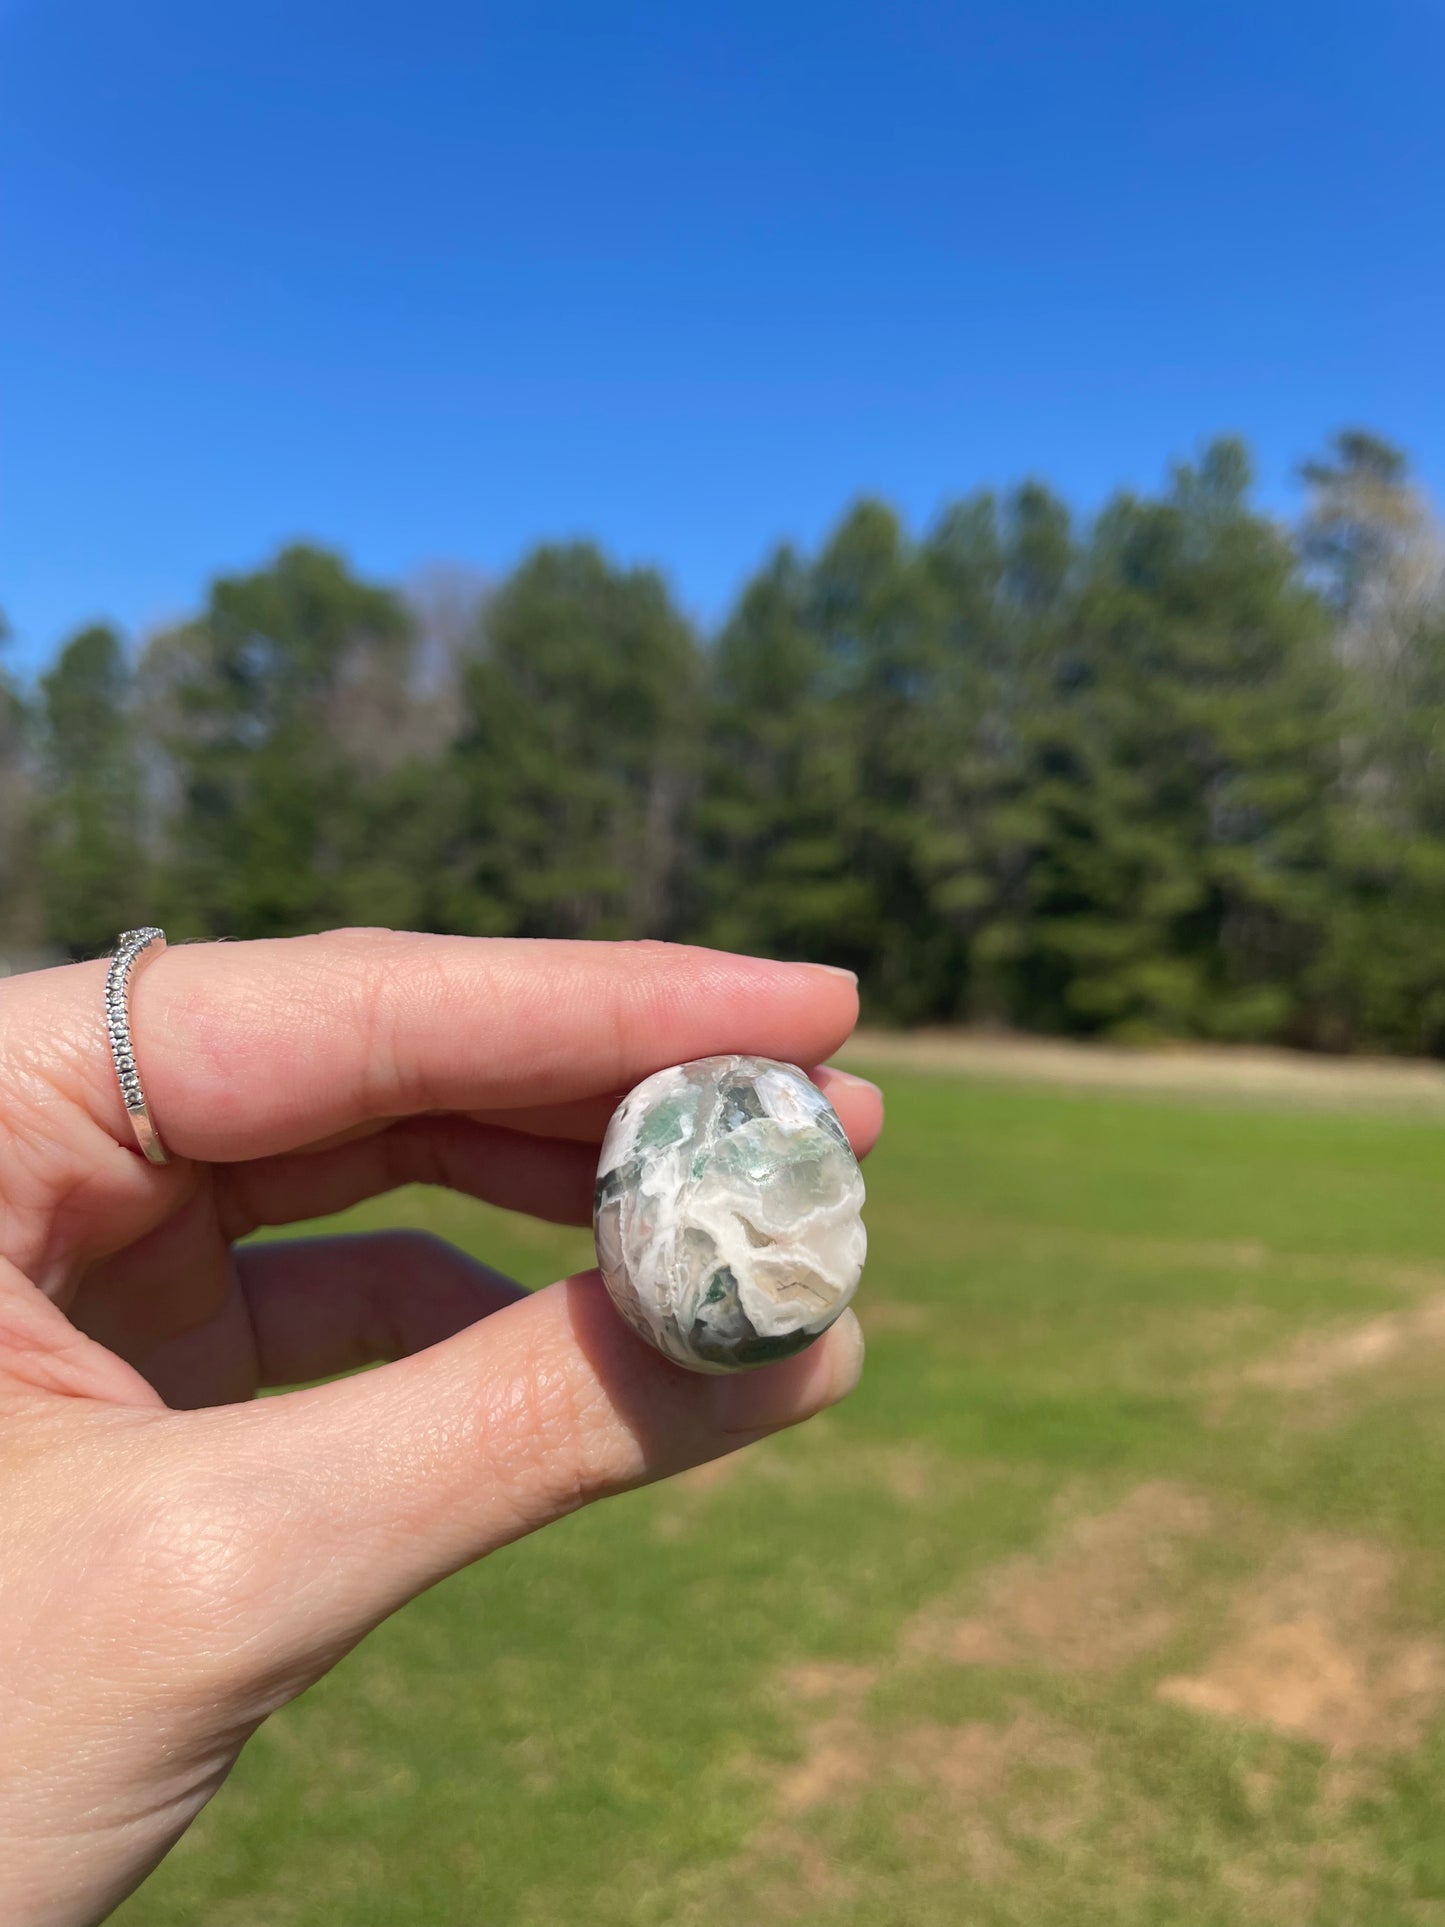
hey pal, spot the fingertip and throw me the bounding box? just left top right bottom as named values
left=701, top=948, right=859, bottom=1022
left=709, top=1309, right=866, bottom=1437
left=825, top=1307, right=867, bottom=1401
left=817, top=1065, right=881, bottom=1101
left=809, top=1064, right=885, bottom=1158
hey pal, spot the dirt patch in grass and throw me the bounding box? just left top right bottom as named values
left=772, top=1665, right=1077, bottom=1818
left=896, top=1711, right=1100, bottom=1828
left=1158, top=1535, right=1445, bottom=1754
left=1238, top=1293, right=1445, bottom=1393
left=757, top=1658, right=1097, bottom=1903
left=833, top=1485, right=1441, bottom=1764
left=904, top=1480, right=1214, bottom=1674
left=735, top=1494, right=1445, bottom=1923
left=746, top=1484, right=1208, bottom=1906
left=774, top=1664, right=879, bottom=1815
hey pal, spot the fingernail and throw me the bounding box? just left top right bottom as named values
left=711, top=1310, right=866, bottom=1435
left=823, top=1309, right=866, bottom=1401
left=731, top=955, right=855, bottom=984
left=823, top=1067, right=882, bottom=1099
left=775, top=959, right=856, bottom=982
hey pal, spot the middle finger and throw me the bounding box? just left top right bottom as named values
left=217, top=1068, right=885, bottom=1238
left=217, top=1117, right=599, bottom=1238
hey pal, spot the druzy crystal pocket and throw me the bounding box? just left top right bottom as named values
left=593, top=1055, right=866, bottom=1373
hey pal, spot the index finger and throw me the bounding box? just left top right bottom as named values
left=16, top=931, right=860, bottom=1164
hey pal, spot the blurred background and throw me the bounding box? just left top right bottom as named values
left=8, top=2, right=1445, bottom=1921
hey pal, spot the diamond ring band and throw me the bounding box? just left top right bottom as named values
left=105, top=927, right=172, bottom=1165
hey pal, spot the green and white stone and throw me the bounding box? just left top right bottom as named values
left=593, top=1054, right=866, bottom=1374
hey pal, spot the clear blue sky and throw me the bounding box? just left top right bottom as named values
left=3, top=0, right=1442, bottom=672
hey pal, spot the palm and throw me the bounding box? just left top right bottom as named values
left=69, top=1171, right=261, bottom=1408
left=50, top=1112, right=572, bottom=1411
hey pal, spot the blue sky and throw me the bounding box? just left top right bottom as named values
left=2, top=0, right=1442, bottom=671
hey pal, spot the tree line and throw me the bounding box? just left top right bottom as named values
left=4, top=429, right=1445, bottom=1053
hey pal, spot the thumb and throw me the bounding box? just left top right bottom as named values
left=205, top=1272, right=864, bottom=1674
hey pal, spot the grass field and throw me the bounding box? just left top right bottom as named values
left=116, top=1062, right=1445, bottom=1926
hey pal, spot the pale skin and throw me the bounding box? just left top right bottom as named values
left=0, top=931, right=882, bottom=1926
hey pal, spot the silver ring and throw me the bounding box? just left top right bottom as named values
left=105, top=928, right=172, bottom=1165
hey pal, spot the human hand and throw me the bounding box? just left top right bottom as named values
left=0, top=932, right=880, bottom=1926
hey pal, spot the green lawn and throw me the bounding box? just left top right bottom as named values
left=118, top=1068, right=1445, bottom=1926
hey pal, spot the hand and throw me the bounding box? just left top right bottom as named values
left=0, top=932, right=880, bottom=1927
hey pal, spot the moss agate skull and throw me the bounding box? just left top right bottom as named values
left=593, top=1054, right=866, bottom=1373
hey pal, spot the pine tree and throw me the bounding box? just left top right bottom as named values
left=142, top=545, right=418, bottom=938
left=0, top=611, right=42, bottom=958
left=452, top=545, right=699, bottom=940
left=38, top=625, right=148, bottom=958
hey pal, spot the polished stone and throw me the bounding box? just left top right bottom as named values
left=593, top=1054, right=866, bottom=1373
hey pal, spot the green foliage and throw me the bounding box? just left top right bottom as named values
left=0, top=608, right=43, bottom=952
left=452, top=544, right=699, bottom=939
left=141, top=544, right=420, bottom=938
left=7, top=430, right=1445, bottom=1052
left=36, top=624, right=145, bottom=957
left=1042, top=442, right=1340, bottom=1042
left=1299, top=426, right=1418, bottom=618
